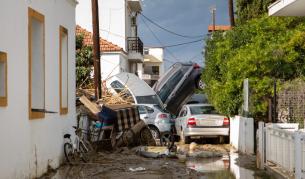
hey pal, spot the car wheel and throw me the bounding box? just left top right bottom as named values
left=196, top=79, right=205, bottom=89
left=181, top=130, right=191, bottom=144
left=148, top=126, right=160, bottom=139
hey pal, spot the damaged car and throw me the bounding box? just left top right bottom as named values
left=153, top=62, right=203, bottom=116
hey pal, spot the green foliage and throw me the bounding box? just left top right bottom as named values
left=203, top=16, right=305, bottom=120
left=236, top=0, right=276, bottom=23
left=76, top=34, right=93, bottom=88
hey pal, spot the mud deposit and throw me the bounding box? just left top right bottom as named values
left=41, top=144, right=275, bottom=179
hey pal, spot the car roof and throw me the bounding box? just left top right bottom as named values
left=108, top=72, right=156, bottom=96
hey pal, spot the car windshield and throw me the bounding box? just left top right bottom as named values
left=190, top=105, right=219, bottom=115
left=110, top=80, right=134, bottom=102
left=157, top=70, right=183, bottom=102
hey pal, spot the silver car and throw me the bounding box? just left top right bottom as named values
left=135, top=104, right=173, bottom=139
left=175, top=104, right=229, bottom=144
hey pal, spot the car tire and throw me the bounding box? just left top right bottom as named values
left=196, top=78, right=205, bottom=89
left=148, top=126, right=160, bottom=139
left=181, top=130, right=191, bottom=144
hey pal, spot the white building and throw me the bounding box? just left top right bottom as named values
left=0, top=0, right=77, bottom=178
left=76, top=0, right=144, bottom=79
left=142, top=47, right=165, bottom=86
left=268, top=0, right=305, bottom=16
left=76, top=25, right=129, bottom=80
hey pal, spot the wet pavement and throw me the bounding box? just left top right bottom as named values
left=41, top=144, right=275, bottom=179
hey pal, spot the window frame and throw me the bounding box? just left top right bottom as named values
left=59, top=26, right=68, bottom=115
left=0, top=52, right=7, bottom=107
left=28, top=7, right=45, bottom=119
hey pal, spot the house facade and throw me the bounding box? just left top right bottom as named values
left=142, top=47, right=165, bottom=86
left=0, top=0, right=77, bottom=178
left=268, top=0, right=305, bottom=16
left=76, top=0, right=144, bottom=79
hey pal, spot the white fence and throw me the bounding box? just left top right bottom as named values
left=257, top=122, right=305, bottom=179
left=230, top=116, right=254, bottom=155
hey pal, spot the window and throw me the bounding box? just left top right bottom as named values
left=110, top=80, right=134, bottom=102
left=137, top=105, right=147, bottom=115
left=59, top=26, right=68, bottom=115
left=157, top=70, right=184, bottom=103
left=28, top=8, right=45, bottom=119
left=145, top=106, right=154, bottom=114
left=190, top=105, right=219, bottom=115
left=152, top=66, right=159, bottom=75
left=0, top=52, right=7, bottom=107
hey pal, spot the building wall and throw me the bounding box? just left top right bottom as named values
left=144, top=47, right=165, bottom=75
left=0, top=0, right=76, bottom=178
left=76, top=0, right=131, bottom=51
left=101, top=52, right=129, bottom=80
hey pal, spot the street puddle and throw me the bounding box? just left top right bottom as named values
left=186, top=152, right=274, bottom=179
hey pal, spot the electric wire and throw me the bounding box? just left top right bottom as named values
left=140, top=13, right=205, bottom=39
left=140, top=16, right=179, bottom=62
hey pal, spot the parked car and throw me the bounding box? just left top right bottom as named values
left=106, top=72, right=163, bottom=107
left=175, top=104, right=229, bottom=144
left=153, top=62, right=203, bottom=116
left=135, top=104, right=173, bottom=139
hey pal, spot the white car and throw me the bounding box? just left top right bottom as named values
left=175, top=104, right=229, bottom=144
left=105, top=72, right=163, bottom=106
left=135, top=104, right=173, bottom=139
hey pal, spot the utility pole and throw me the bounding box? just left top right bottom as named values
left=228, top=0, right=235, bottom=27
left=91, top=0, right=102, bottom=99
left=210, top=6, right=216, bottom=32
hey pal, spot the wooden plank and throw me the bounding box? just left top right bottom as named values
left=79, top=95, right=100, bottom=114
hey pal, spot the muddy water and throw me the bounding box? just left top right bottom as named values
left=186, top=152, right=275, bottom=179
left=42, top=146, right=275, bottom=179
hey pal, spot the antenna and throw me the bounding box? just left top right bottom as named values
left=209, top=5, right=216, bottom=32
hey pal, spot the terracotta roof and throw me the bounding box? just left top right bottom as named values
left=208, top=25, right=232, bottom=32
left=76, top=25, right=124, bottom=52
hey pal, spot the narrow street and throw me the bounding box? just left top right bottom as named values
left=42, top=143, right=274, bottom=179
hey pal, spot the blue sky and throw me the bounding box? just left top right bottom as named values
left=138, top=0, right=230, bottom=69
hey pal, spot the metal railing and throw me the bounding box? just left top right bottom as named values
left=127, top=37, right=143, bottom=55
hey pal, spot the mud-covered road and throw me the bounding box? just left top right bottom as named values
left=41, top=144, right=274, bottom=179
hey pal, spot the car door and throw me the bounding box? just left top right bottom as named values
left=176, top=106, right=187, bottom=135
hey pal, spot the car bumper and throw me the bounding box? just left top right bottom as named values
left=156, top=122, right=173, bottom=132
left=184, top=127, right=229, bottom=137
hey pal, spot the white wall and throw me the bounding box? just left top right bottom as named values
left=76, top=0, right=129, bottom=51
left=101, top=52, right=128, bottom=80
left=0, top=0, right=76, bottom=178
left=230, top=116, right=254, bottom=155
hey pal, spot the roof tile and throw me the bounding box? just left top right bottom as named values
left=76, top=25, right=123, bottom=52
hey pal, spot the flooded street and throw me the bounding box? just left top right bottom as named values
left=42, top=144, right=275, bottom=179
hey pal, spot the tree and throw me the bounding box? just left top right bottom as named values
left=236, top=0, right=276, bottom=23
left=203, top=16, right=305, bottom=120
left=76, top=34, right=94, bottom=88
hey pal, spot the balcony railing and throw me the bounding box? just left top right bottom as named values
left=142, top=74, right=160, bottom=80
left=127, top=37, right=143, bottom=55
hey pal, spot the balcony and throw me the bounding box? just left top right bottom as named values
left=127, top=37, right=143, bottom=63
left=269, top=0, right=305, bottom=16
left=142, top=74, right=160, bottom=81
left=127, top=0, right=142, bottom=12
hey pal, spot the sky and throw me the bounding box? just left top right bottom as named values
left=138, top=0, right=230, bottom=69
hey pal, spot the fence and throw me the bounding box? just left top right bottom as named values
left=257, top=122, right=305, bottom=179
left=230, top=116, right=254, bottom=155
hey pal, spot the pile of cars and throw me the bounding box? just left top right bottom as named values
left=106, top=62, right=229, bottom=144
